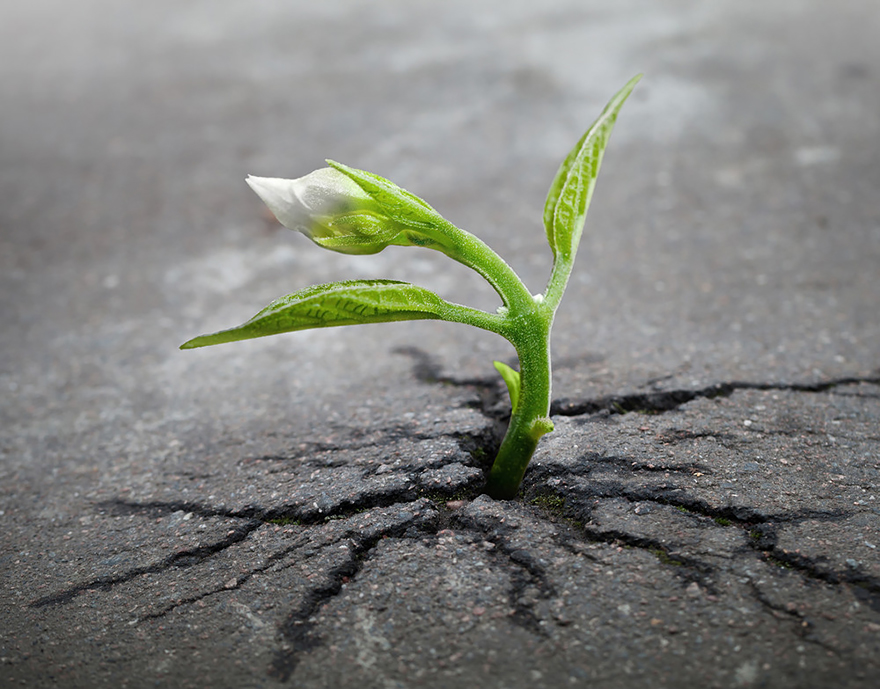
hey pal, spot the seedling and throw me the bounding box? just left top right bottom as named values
left=182, top=76, right=641, bottom=499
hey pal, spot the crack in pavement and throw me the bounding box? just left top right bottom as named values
left=269, top=509, right=444, bottom=681
left=394, top=347, right=879, bottom=423
left=246, top=423, right=500, bottom=469
left=27, top=492, right=419, bottom=609
left=567, top=451, right=714, bottom=475
left=523, top=488, right=875, bottom=655
left=28, top=458, right=488, bottom=612
left=29, top=518, right=263, bottom=608
left=138, top=537, right=307, bottom=622
left=748, top=525, right=880, bottom=612
left=746, top=580, right=842, bottom=655
left=449, top=514, right=557, bottom=638
left=550, top=375, right=880, bottom=418
left=522, top=494, right=718, bottom=589
left=653, top=429, right=741, bottom=447
left=524, top=476, right=880, bottom=613
left=524, top=461, right=857, bottom=524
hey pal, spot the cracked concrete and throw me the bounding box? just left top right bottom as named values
left=2, top=0, right=879, bottom=687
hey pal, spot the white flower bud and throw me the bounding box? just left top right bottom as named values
left=246, top=169, right=398, bottom=255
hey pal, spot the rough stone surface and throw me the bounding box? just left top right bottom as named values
left=1, top=1, right=879, bottom=688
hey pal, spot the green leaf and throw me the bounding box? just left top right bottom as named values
left=493, top=360, right=521, bottom=414
left=543, top=75, right=641, bottom=262
left=180, top=280, right=452, bottom=349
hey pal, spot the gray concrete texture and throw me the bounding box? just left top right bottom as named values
left=1, top=0, right=878, bottom=687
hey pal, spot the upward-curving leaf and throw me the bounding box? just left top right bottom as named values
left=180, top=280, right=453, bottom=348
left=543, top=74, right=641, bottom=263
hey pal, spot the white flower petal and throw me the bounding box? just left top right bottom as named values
left=246, top=168, right=373, bottom=237
left=246, top=175, right=311, bottom=231
left=292, top=168, right=370, bottom=216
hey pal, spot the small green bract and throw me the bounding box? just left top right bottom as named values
left=182, top=76, right=641, bottom=499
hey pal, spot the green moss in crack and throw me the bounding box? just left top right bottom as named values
left=650, top=548, right=684, bottom=567
left=766, top=555, right=794, bottom=570
left=421, top=487, right=477, bottom=505
left=563, top=517, right=587, bottom=532
left=267, top=515, right=302, bottom=527
left=714, top=517, right=732, bottom=526
left=530, top=493, right=567, bottom=515
left=470, top=446, right=489, bottom=464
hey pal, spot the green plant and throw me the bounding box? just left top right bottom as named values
left=181, top=76, right=641, bottom=499
left=529, top=493, right=567, bottom=513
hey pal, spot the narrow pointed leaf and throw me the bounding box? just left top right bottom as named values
left=493, top=360, right=521, bottom=414
left=180, top=280, right=453, bottom=349
left=544, top=74, right=641, bottom=262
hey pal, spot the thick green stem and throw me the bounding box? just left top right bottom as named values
left=543, top=253, right=574, bottom=313
left=486, top=309, right=554, bottom=499
left=433, top=218, right=535, bottom=313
